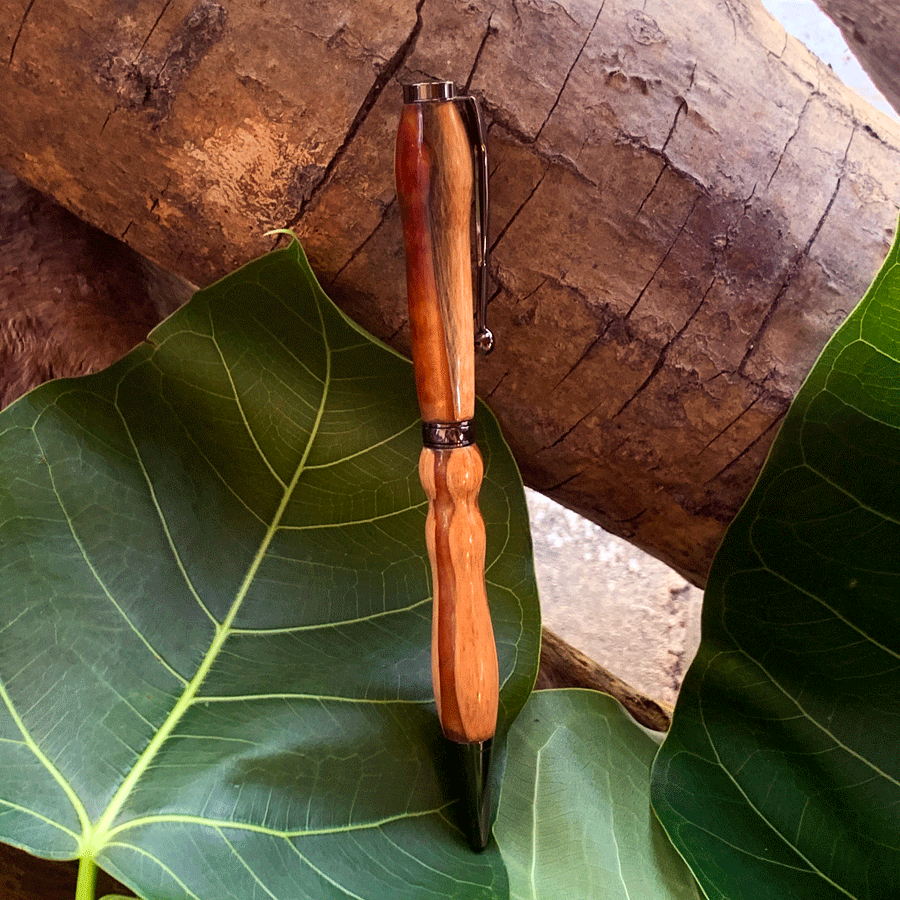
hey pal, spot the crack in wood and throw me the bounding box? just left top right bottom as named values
left=551, top=323, right=611, bottom=392
left=738, top=124, right=856, bottom=375
left=329, top=199, right=396, bottom=284
left=614, top=275, right=717, bottom=420
left=534, top=2, right=605, bottom=142
left=486, top=369, right=510, bottom=399
left=696, top=391, right=762, bottom=455
left=704, top=410, right=784, bottom=485
left=492, top=115, right=668, bottom=195
left=488, top=164, right=549, bottom=255
left=464, top=12, right=496, bottom=93
left=636, top=161, right=667, bottom=216
left=767, top=94, right=813, bottom=188
left=661, top=98, right=687, bottom=154
left=95, top=0, right=227, bottom=127
left=283, top=0, right=426, bottom=231
left=388, top=319, right=407, bottom=342
left=478, top=53, right=709, bottom=198
left=721, top=0, right=739, bottom=43
left=139, top=0, right=175, bottom=57
left=543, top=401, right=603, bottom=450
left=777, top=26, right=789, bottom=59
left=540, top=470, right=586, bottom=492
left=516, top=277, right=547, bottom=308
left=655, top=65, right=694, bottom=156
left=626, top=194, right=700, bottom=319
left=8, top=0, right=37, bottom=65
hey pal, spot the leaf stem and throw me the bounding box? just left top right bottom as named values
left=76, top=855, right=97, bottom=900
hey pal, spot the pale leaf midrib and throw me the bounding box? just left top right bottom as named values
left=103, top=803, right=451, bottom=844
left=87, top=290, right=333, bottom=850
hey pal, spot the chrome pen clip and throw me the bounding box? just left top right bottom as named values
left=401, top=82, right=494, bottom=354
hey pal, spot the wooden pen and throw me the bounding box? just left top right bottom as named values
left=395, top=81, right=498, bottom=852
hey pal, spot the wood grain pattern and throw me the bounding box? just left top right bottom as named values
left=395, top=99, right=476, bottom=424
left=419, top=445, right=498, bottom=743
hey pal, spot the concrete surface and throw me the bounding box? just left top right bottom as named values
left=526, top=489, right=703, bottom=706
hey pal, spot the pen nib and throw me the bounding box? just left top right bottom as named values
left=453, top=738, right=493, bottom=852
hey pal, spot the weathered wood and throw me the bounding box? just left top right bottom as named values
left=0, top=170, right=189, bottom=409
left=3, top=0, right=899, bottom=584
left=536, top=627, right=672, bottom=732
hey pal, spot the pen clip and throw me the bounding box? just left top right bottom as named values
left=401, top=82, right=494, bottom=354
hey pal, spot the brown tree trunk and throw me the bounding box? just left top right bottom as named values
left=2, top=0, right=899, bottom=586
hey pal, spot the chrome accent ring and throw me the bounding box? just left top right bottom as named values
left=403, top=81, right=456, bottom=103
left=422, top=420, right=475, bottom=449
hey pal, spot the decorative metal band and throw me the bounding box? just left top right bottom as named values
left=422, top=420, right=475, bottom=449
left=403, top=81, right=456, bottom=103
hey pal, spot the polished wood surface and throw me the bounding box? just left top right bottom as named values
left=396, top=99, right=476, bottom=424
left=397, top=93, right=498, bottom=745
left=419, top=446, right=498, bottom=743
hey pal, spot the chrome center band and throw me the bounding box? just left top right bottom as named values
left=422, top=420, right=475, bottom=449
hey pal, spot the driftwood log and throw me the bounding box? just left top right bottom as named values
left=2, top=0, right=899, bottom=587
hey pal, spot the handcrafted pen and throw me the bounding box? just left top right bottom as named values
left=395, top=81, right=498, bottom=852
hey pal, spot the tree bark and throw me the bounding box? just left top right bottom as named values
left=536, top=628, right=671, bottom=730
left=2, top=0, right=899, bottom=585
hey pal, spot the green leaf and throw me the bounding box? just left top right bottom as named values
left=651, top=226, right=900, bottom=896
left=0, top=241, right=540, bottom=898
left=495, top=690, right=701, bottom=900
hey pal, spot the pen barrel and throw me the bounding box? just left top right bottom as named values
left=396, top=96, right=475, bottom=422
left=397, top=94, right=498, bottom=745
left=419, top=445, right=498, bottom=744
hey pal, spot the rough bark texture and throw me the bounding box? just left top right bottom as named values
left=2, top=0, right=899, bottom=585
left=0, top=169, right=190, bottom=408
left=816, top=0, right=900, bottom=117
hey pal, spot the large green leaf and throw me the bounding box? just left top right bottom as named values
left=652, top=227, right=900, bottom=895
left=0, top=241, right=541, bottom=898
left=494, top=689, right=701, bottom=900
